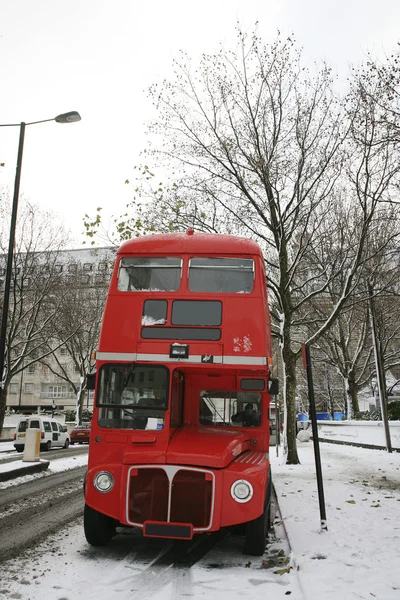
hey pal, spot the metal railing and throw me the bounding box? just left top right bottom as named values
left=40, top=392, right=76, bottom=399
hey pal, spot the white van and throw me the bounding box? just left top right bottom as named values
left=14, top=416, right=70, bottom=452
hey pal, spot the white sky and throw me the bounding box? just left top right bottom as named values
left=1, top=432, right=400, bottom=599
left=1, top=0, right=399, bottom=247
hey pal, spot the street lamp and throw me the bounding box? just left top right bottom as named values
left=0, top=111, right=81, bottom=401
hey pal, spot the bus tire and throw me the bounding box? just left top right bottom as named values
left=244, top=470, right=272, bottom=556
left=244, top=500, right=271, bottom=556
left=84, top=503, right=116, bottom=546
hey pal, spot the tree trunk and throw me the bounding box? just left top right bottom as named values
left=281, top=343, right=300, bottom=464
left=347, top=371, right=360, bottom=416
left=0, top=386, right=8, bottom=437
left=77, top=388, right=86, bottom=425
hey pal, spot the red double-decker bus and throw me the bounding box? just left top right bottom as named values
left=84, top=229, right=278, bottom=555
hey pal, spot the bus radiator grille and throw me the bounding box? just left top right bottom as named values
left=128, top=467, right=213, bottom=529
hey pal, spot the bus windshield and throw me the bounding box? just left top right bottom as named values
left=118, top=257, right=182, bottom=291
left=97, top=364, right=169, bottom=430
left=199, top=390, right=261, bottom=427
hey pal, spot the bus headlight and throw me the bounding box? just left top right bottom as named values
left=231, top=479, right=253, bottom=503
left=94, top=471, right=114, bottom=493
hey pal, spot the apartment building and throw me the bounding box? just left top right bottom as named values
left=4, top=246, right=115, bottom=414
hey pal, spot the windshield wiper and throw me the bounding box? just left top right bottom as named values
left=123, top=361, right=136, bottom=388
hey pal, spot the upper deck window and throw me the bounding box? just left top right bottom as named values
left=188, top=257, right=254, bottom=293
left=118, top=257, right=182, bottom=292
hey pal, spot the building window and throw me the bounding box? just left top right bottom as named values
left=49, top=385, right=67, bottom=398
left=68, top=264, right=77, bottom=273
left=98, top=262, right=107, bottom=271
left=81, top=274, right=90, bottom=284
left=42, top=364, right=50, bottom=374
left=59, top=347, right=68, bottom=356
left=9, top=383, right=18, bottom=394
left=83, top=263, right=94, bottom=271
left=28, top=365, right=35, bottom=374
left=94, top=274, right=105, bottom=286
left=54, top=264, right=63, bottom=273
left=25, top=383, right=34, bottom=394
left=74, top=366, right=80, bottom=374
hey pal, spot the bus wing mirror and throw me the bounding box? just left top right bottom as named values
left=268, top=378, right=279, bottom=396
left=86, top=372, right=96, bottom=390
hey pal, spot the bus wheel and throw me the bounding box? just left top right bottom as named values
left=244, top=500, right=271, bottom=556
left=84, top=503, right=116, bottom=546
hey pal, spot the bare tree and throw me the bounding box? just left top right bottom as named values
left=0, top=198, right=73, bottom=434
left=315, top=304, right=373, bottom=417
left=296, top=356, right=345, bottom=418
left=311, top=198, right=400, bottom=417
left=117, top=32, right=350, bottom=464
left=308, top=200, right=400, bottom=417
left=84, top=29, right=400, bottom=464
left=356, top=44, right=400, bottom=146
left=40, top=261, right=111, bottom=424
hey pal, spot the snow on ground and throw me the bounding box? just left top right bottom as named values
left=0, top=442, right=89, bottom=489
left=272, top=441, right=400, bottom=600
left=0, top=435, right=399, bottom=600
left=315, top=421, right=400, bottom=448
left=0, top=441, right=23, bottom=454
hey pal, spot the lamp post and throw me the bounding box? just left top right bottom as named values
left=0, top=111, right=81, bottom=404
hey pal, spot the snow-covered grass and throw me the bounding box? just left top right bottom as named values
left=316, top=420, right=400, bottom=448
left=0, top=433, right=399, bottom=599
left=272, top=441, right=400, bottom=599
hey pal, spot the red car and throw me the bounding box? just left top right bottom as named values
left=70, top=424, right=91, bottom=445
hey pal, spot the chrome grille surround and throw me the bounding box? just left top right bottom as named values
left=125, top=464, right=215, bottom=532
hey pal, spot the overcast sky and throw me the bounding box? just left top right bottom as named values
left=1, top=0, right=399, bottom=247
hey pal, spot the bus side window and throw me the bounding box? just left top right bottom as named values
left=170, top=371, right=184, bottom=428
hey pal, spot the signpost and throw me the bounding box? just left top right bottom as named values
left=302, top=343, right=328, bottom=531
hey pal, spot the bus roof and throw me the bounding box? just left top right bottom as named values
left=118, top=230, right=263, bottom=256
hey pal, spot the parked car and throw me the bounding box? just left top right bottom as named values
left=70, top=423, right=91, bottom=445
left=14, top=416, right=70, bottom=452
